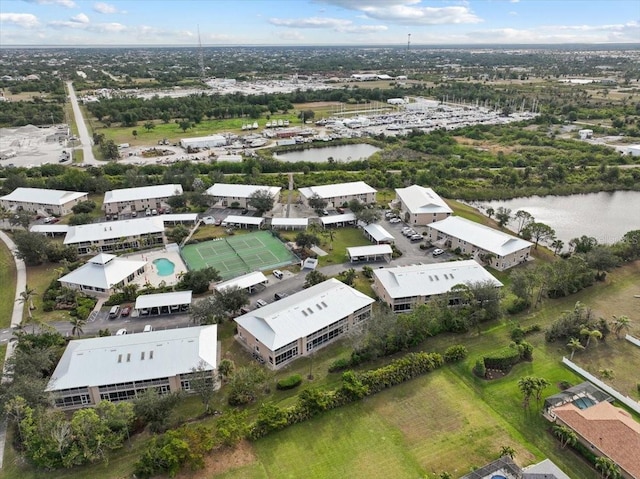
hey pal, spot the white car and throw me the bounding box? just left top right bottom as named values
left=256, top=299, right=268, bottom=308
left=115, top=328, right=127, bottom=336
left=272, top=269, right=284, bottom=279
left=432, top=248, right=445, bottom=256
left=143, top=325, right=153, bottom=333
left=202, top=216, right=216, bottom=225
left=390, top=217, right=402, bottom=223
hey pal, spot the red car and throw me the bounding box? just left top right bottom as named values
left=120, top=306, right=131, bottom=317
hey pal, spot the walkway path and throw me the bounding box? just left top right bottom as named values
left=0, top=231, right=27, bottom=469
left=66, top=81, right=98, bottom=165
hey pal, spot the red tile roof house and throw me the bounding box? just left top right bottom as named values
left=552, top=401, right=640, bottom=479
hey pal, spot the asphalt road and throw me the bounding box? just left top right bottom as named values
left=66, top=81, right=98, bottom=165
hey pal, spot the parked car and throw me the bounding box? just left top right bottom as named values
left=239, top=307, right=251, bottom=315
left=50, top=217, right=60, bottom=223
left=272, top=269, right=284, bottom=279
left=108, top=305, right=120, bottom=319
left=390, top=218, right=402, bottom=223
left=151, top=209, right=158, bottom=215
left=274, top=292, right=288, bottom=301
left=145, top=209, right=151, bottom=216
left=120, top=306, right=131, bottom=317
left=115, top=328, right=127, bottom=336
left=131, top=211, right=137, bottom=217
left=241, top=208, right=249, bottom=215
left=43, top=217, right=53, bottom=224
left=336, top=207, right=344, bottom=214
left=143, top=325, right=153, bottom=333
left=202, top=216, right=216, bottom=225
left=432, top=248, right=445, bottom=256
left=410, top=234, right=423, bottom=241
left=256, top=299, right=268, bottom=308
left=322, top=209, right=329, bottom=216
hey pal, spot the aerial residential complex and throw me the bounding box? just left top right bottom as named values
left=0, top=187, right=88, bottom=216
left=46, top=325, right=218, bottom=410
left=205, top=183, right=282, bottom=209
left=298, top=181, right=377, bottom=208
left=372, top=260, right=503, bottom=313
left=425, top=216, right=533, bottom=271
left=394, top=185, right=453, bottom=225
left=234, top=278, right=375, bottom=368
left=102, top=184, right=183, bottom=215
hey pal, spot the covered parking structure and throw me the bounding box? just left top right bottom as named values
left=134, top=291, right=192, bottom=316
left=30, top=224, right=70, bottom=237
left=271, top=217, right=308, bottom=230
left=347, top=244, right=392, bottom=263
left=320, top=213, right=356, bottom=228
left=215, top=271, right=268, bottom=294
left=363, top=224, right=394, bottom=244
left=223, top=215, right=265, bottom=229
left=162, top=213, right=198, bottom=226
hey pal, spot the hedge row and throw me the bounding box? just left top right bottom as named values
left=249, top=352, right=443, bottom=440
left=482, top=341, right=533, bottom=372
left=276, top=374, right=302, bottom=390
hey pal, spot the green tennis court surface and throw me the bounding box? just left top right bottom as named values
left=181, top=231, right=298, bottom=280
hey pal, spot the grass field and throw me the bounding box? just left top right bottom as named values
left=181, top=231, right=298, bottom=280
left=23, top=263, right=69, bottom=324
left=0, top=239, right=17, bottom=329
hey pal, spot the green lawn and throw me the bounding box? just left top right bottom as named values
left=0, top=239, right=17, bottom=329
left=23, top=263, right=69, bottom=324
left=279, top=227, right=371, bottom=267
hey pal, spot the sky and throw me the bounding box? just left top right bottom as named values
left=0, top=0, right=639, bottom=46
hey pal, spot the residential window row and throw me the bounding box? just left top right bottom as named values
left=305, top=317, right=348, bottom=352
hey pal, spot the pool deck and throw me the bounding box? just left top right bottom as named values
left=123, top=247, right=188, bottom=288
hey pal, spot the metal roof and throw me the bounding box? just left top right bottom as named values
left=161, top=213, right=198, bottom=223
left=395, top=185, right=453, bottom=215
left=46, top=325, right=217, bottom=391
left=103, top=184, right=183, bottom=204
left=1, top=187, right=87, bottom=206
left=29, top=224, right=70, bottom=234
left=298, top=181, right=376, bottom=200
left=205, top=183, right=281, bottom=199
left=363, top=223, right=394, bottom=242
left=59, top=254, right=146, bottom=290
left=320, top=213, right=357, bottom=225
left=224, top=215, right=265, bottom=225
left=347, top=244, right=393, bottom=258
left=234, top=278, right=374, bottom=350
left=134, top=291, right=193, bottom=309
left=427, top=216, right=532, bottom=257
left=64, top=217, right=165, bottom=244
left=271, top=218, right=308, bottom=227
left=373, top=260, right=502, bottom=299
left=522, top=459, right=571, bottom=479
left=215, top=271, right=268, bottom=292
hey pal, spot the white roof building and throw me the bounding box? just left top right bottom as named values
left=235, top=278, right=374, bottom=351
left=373, top=260, right=502, bottom=300
left=0, top=187, right=87, bottom=207
left=320, top=213, right=357, bottom=226
left=64, top=217, right=165, bottom=245
left=298, top=181, right=376, bottom=201
left=181, top=135, right=227, bottom=149
left=46, top=326, right=217, bottom=407
left=134, top=291, right=193, bottom=310
left=223, top=215, right=265, bottom=228
left=363, top=223, right=394, bottom=244
left=103, top=184, right=183, bottom=206
left=395, top=185, right=453, bottom=216
left=271, top=217, right=308, bottom=229
left=30, top=224, right=70, bottom=235
left=427, top=217, right=533, bottom=257
left=58, top=253, right=147, bottom=293
left=205, top=183, right=281, bottom=200
left=215, top=271, right=268, bottom=293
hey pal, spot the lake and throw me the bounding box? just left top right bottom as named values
left=475, top=191, right=640, bottom=245
left=274, top=144, right=380, bottom=163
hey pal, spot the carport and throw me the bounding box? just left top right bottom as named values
left=223, top=215, right=265, bottom=229
left=134, top=290, right=192, bottom=316
left=162, top=213, right=198, bottom=225
left=347, top=244, right=392, bottom=263
left=320, top=213, right=357, bottom=228
left=215, top=271, right=268, bottom=293
left=363, top=224, right=395, bottom=244
left=271, top=217, right=308, bottom=230
left=29, top=224, right=70, bottom=237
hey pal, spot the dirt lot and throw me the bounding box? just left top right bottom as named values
left=0, top=124, right=71, bottom=167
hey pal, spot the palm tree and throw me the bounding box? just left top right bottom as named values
left=517, top=376, right=536, bottom=409
left=17, top=285, right=38, bottom=319
left=567, top=337, right=585, bottom=360
left=551, top=239, right=564, bottom=256
left=610, top=315, right=631, bottom=340
left=69, top=316, right=87, bottom=337
left=552, top=424, right=577, bottom=449
left=580, top=327, right=603, bottom=348
left=498, top=445, right=516, bottom=459
left=595, top=456, right=621, bottom=479
left=323, top=228, right=336, bottom=251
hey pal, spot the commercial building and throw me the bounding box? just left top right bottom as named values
left=372, top=260, right=502, bottom=313
left=103, top=184, right=183, bottom=215
left=425, top=216, right=532, bottom=271
left=180, top=135, right=227, bottom=149
left=46, top=325, right=217, bottom=410
left=64, top=217, right=166, bottom=255
left=205, top=183, right=281, bottom=209
left=234, top=278, right=374, bottom=369
left=394, top=185, right=452, bottom=226
left=58, top=253, right=146, bottom=296
left=0, top=187, right=88, bottom=216
left=298, top=181, right=377, bottom=208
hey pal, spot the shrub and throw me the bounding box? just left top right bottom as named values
left=328, top=357, right=351, bottom=373
left=42, top=300, right=56, bottom=312
left=559, top=381, right=573, bottom=390
left=483, top=345, right=521, bottom=371
left=276, top=374, right=302, bottom=390
left=510, top=327, right=525, bottom=343
left=507, top=297, right=529, bottom=314
left=444, top=345, right=468, bottom=363
left=473, top=359, right=486, bottom=378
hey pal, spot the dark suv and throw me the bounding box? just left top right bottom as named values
left=274, top=292, right=288, bottom=301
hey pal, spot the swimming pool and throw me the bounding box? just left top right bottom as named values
left=491, top=475, right=507, bottom=479
left=572, top=396, right=596, bottom=410
left=153, top=258, right=175, bottom=276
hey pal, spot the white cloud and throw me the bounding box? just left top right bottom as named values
left=23, top=0, right=76, bottom=7
left=93, top=2, right=120, bottom=14
left=0, top=13, right=40, bottom=28
left=319, top=0, right=482, bottom=25
left=92, top=22, right=126, bottom=32
left=269, top=16, right=387, bottom=34
left=71, top=13, right=89, bottom=24
left=510, top=0, right=520, bottom=3
left=277, top=30, right=305, bottom=41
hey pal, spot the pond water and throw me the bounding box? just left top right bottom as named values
left=274, top=143, right=380, bottom=163
left=475, top=191, right=640, bottom=245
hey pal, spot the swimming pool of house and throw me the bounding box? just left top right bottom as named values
left=153, top=258, right=175, bottom=276
left=572, top=396, right=596, bottom=409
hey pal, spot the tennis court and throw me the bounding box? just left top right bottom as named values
left=181, top=231, right=298, bottom=280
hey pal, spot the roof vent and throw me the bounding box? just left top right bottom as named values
left=443, top=274, right=448, bottom=280
left=302, top=310, right=308, bottom=317
left=429, top=276, right=433, bottom=281
left=316, top=304, right=322, bottom=310
left=321, top=301, right=327, bottom=307
left=307, top=308, right=313, bottom=314
left=450, top=273, right=454, bottom=279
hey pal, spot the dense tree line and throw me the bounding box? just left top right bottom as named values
left=0, top=100, right=64, bottom=127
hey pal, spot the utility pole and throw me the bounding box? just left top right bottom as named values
left=407, top=33, right=411, bottom=51
left=197, top=25, right=205, bottom=81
